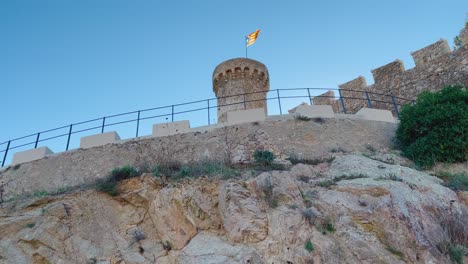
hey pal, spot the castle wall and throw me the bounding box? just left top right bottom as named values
left=313, top=38, right=468, bottom=115
left=0, top=117, right=396, bottom=200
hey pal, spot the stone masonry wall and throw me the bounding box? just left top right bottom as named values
left=0, top=117, right=396, bottom=201
left=313, top=34, right=468, bottom=114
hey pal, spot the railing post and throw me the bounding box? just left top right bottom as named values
left=391, top=96, right=399, bottom=117
left=66, top=124, right=73, bottom=151
left=34, top=133, right=40, bottom=149
left=277, top=89, right=282, bottom=115
left=2, top=141, right=10, bottom=167
left=136, top=111, right=141, bottom=137
left=365, top=92, right=373, bottom=108
left=171, top=105, right=174, bottom=122
left=338, top=90, right=347, bottom=114
left=101, top=117, right=106, bottom=133
left=207, top=99, right=210, bottom=125
left=307, top=88, right=312, bottom=105
left=243, top=94, right=247, bottom=110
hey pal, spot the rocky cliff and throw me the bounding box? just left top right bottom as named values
left=1, top=152, right=466, bottom=264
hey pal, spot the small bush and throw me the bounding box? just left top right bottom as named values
left=110, top=166, right=139, bottom=181
left=395, top=86, right=468, bottom=168
left=448, top=244, right=464, bottom=264
left=305, top=239, right=314, bottom=252
left=323, top=217, right=335, bottom=233
left=253, top=150, right=275, bottom=166
left=25, top=223, right=35, bottom=228
left=445, top=173, right=468, bottom=192
left=96, top=179, right=118, bottom=196
left=295, top=115, right=311, bottom=121
left=33, top=190, right=49, bottom=197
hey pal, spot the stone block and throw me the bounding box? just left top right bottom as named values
left=225, top=108, right=266, bottom=125
left=288, top=104, right=335, bottom=118
left=371, top=60, right=405, bottom=84
left=411, top=39, right=451, bottom=67
left=355, top=108, right=395, bottom=123
left=80, top=131, right=121, bottom=149
left=152, top=120, right=191, bottom=137
left=11, top=146, right=53, bottom=165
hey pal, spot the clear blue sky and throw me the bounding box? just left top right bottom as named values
left=1, top=0, right=466, bottom=158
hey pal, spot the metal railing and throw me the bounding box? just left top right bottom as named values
left=0, top=88, right=414, bottom=167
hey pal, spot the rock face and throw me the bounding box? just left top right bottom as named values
left=0, top=154, right=466, bottom=264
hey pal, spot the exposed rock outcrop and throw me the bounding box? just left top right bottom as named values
left=0, top=154, right=466, bottom=263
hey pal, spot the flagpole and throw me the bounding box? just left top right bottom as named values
left=245, top=37, right=248, bottom=58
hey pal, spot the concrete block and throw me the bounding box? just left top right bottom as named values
left=288, top=104, right=335, bottom=118
left=12, top=146, right=53, bottom=165
left=80, top=131, right=121, bottom=148
left=226, top=108, right=266, bottom=125
left=355, top=108, right=395, bottom=123
left=153, top=120, right=191, bottom=137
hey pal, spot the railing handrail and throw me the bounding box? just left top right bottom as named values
left=0, top=88, right=413, bottom=167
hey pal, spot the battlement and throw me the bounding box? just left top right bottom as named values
left=371, top=60, right=405, bottom=84
left=312, top=28, right=468, bottom=115
left=339, top=76, right=367, bottom=91
left=212, top=58, right=269, bottom=93
left=411, top=39, right=451, bottom=67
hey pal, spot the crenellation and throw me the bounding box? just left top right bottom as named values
left=371, top=60, right=405, bottom=84
left=338, top=76, right=369, bottom=113
left=411, top=39, right=451, bottom=67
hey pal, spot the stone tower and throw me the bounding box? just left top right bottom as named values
left=212, top=58, right=270, bottom=122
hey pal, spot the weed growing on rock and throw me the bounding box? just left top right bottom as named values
left=110, top=166, right=139, bottom=181
left=294, top=115, right=311, bottom=121
left=95, top=165, right=140, bottom=196
left=162, top=241, right=172, bottom=251
left=253, top=150, right=275, bottom=166
left=33, top=190, right=49, bottom=198
left=386, top=245, right=404, bottom=260
left=316, top=217, right=335, bottom=235
left=323, top=217, right=335, bottom=233
left=448, top=244, right=464, bottom=264
left=305, top=239, right=314, bottom=252
left=388, top=173, right=403, bottom=182
left=261, top=179, right=279, bottom=208
left=444, top=173, right=468, bottom=192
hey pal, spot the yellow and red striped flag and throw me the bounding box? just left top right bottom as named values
left=246, top=29, right=261, bottom=47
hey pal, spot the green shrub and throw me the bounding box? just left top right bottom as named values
left=295, top=115, right=311, bottom=121
left=96, top=179, right=119, bottom=196
left=444, top=173, right=468, bottom=192
left=395, top=86, right=468, bottom=168
left=25, top=223, right=35, bottom=228
left=96, top=166, right=139, bottom=196
left=110, top=166, right=139, bottom=181
left=448, top=244, right=464, bottom=264
left=253, top=150, right=275, bottom=165
left=305, top=239, right=314, bottom=252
